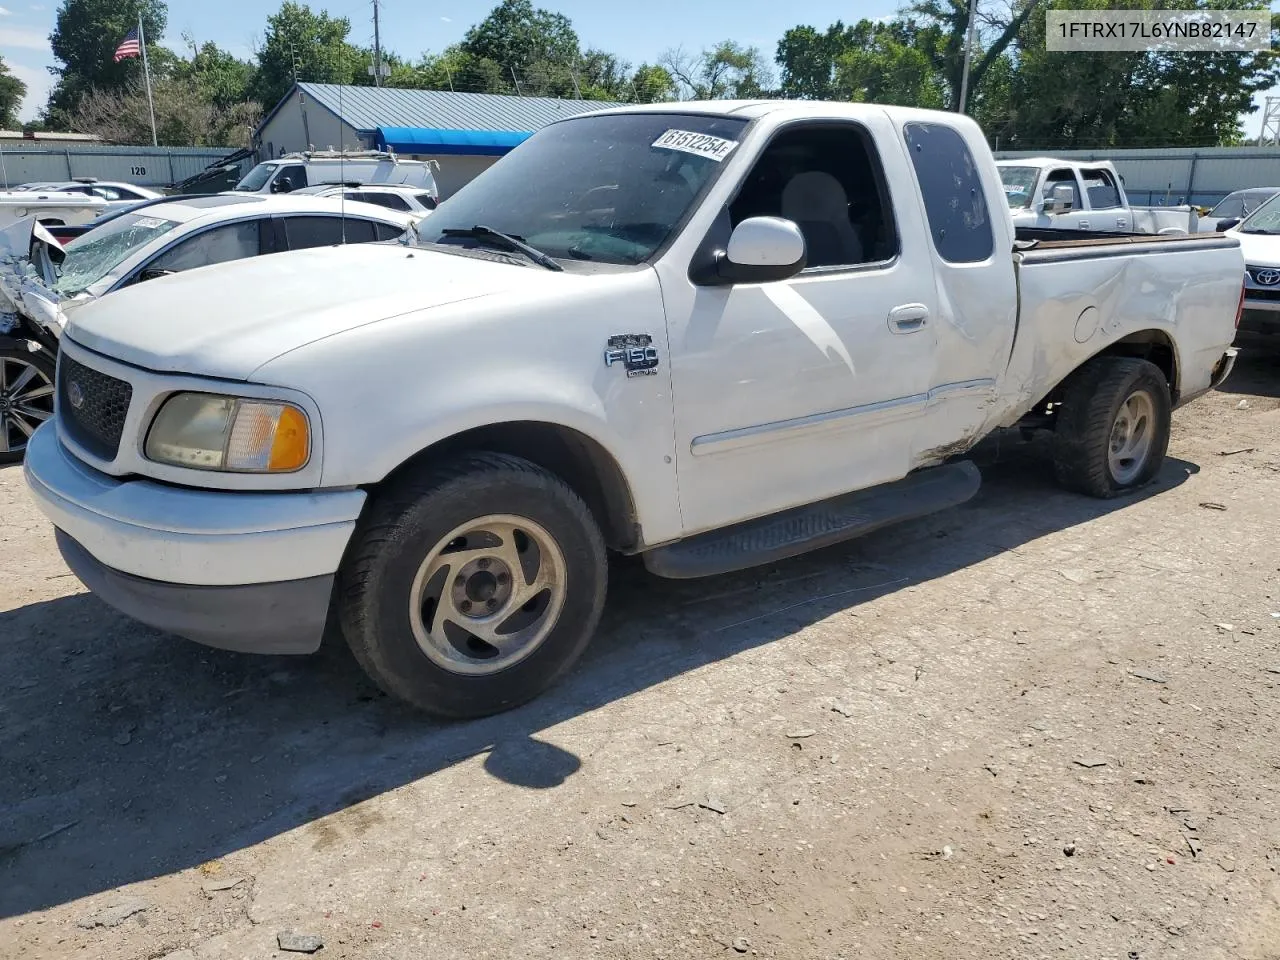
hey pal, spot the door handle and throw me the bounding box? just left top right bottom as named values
left=887, top=303, right=929, bottom=334
left=1079, top=220, right=1091, bottom=229
left=1116, top=218, right=1127, bottom=229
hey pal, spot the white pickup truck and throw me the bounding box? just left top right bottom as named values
left=24, top=101, right=1243, bottom=718
left=997, top=158, right=1199, bottom=235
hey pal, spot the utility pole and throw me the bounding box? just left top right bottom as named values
left=957, top=0, right=978, bottom=114
left=1259, top=96, right=1280, bottom=146
left=372, top=0, right=383, bottom=87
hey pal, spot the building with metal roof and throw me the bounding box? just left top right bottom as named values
left=254, top=83, right=621, bottom=197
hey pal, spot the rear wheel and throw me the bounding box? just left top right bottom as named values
left=1052, top=356, right=1171, bottom=498
left=338, top=453, right=607, bottom=718
left=0, top=347, right=56, bottom=465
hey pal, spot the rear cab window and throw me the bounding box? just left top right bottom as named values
left=1080, top=168, right=1122, bottom=209
left=902, top=122, right=994, bottom=263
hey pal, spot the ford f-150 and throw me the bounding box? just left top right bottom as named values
left=24, top=101, right=1243, bottom=717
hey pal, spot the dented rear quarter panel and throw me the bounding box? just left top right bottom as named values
left=999, top=235, right=1243, bottom=427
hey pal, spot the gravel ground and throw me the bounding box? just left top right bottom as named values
left=2, top=349, right=1278, bottom=960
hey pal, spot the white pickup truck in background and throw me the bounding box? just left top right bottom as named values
left=998, top=157, right=1199, bottom=235
left=25, top=101, right=1243, bottom=718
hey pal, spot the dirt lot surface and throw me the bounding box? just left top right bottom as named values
left=2, top=350, right=1279, bottom=960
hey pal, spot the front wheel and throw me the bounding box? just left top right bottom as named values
left=1052, top=356, right=1171, bottom=498
left=0, top=346, right=56, bottom=465
left=338, top=453, right=607, bottom=718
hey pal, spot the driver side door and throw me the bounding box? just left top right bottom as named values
left=659, top=116, right=940, bottom=536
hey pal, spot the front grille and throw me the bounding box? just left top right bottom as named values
left=1246, top=265, right=1280, bottom=286
left=1246, top=287, right=1280, bottom=303
left=58, top=355, right=132, bottom=460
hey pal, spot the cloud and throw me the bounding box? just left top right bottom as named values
left=0, top=7, right=12, bottom=16
left=440, top=16, right=452, bottom=22
left=0, top=25, right=48, bottom=49
left=7, top=60, right=54, bottom=123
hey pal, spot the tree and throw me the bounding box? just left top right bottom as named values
left=45, top=0, right=169, bottom=126
left=908, top=0, right=1042, bottom=109
left=250, top=1, right=364, bottom=110
left=776, top=22, right=855, bottom=99
left=661, top=41, right=774, bottom=100
left=834, top=24, right=948, bottom=108
left=628, top=64, right=677, bottom=103
left=0, top=55, right=26, bottom=128
left=1006, top=0, right=1279, bottom=147
left=460, top=0, right=580, bottom=83
left=176, top=38, right=256, bottom=110
left=70, top=77, right=260, bottom=148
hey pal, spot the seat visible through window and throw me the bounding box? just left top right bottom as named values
left=780, top=172, right=864, bottom=267
left=728, top=124, right=897, bottom=269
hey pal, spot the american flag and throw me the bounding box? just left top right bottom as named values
left=113, top=28, right=141, bottom=62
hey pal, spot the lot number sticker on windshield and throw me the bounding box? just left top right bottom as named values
left=131, top=216, right=168, bottom=228
left=652, top=129, right=738, bottom=162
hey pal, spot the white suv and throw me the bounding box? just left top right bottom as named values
left=293, top=183, right=437, bottom=217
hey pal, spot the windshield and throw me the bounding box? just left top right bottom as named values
left=999, top=166, right=1039, bottom=210
left=419, top=113, right=748, bottom=265
left=1238, top=193, right=1280, bottom=233
left=54, top=212, right=180, bottom=295
left=235, top=163, right=277, bottom=192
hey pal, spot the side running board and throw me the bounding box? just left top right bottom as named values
left=642, top=460, right=981, bottom=580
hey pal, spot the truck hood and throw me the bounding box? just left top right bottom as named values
left=1226, top=229, right=1280, bottom=267
left=65, top=243, right=569, bottom=380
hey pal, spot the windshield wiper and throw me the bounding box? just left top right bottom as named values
left=1241, top=228, right=1276, bottom=234
left=439, top=225, right=563, bottom=272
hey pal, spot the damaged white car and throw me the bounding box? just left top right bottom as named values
left=0, top=194, right=419, bottom=461
left=0, top=217, right=63, bottom=462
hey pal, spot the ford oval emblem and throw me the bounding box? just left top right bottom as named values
left=1256, top=268, right=1280, bottom=286
left=67, top=380, right=85, bottom=410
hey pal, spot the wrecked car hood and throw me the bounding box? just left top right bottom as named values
left=0, top=217, right=68, bottom=338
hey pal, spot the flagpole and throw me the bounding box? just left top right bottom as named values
left=137, top=12, right=158, bottom=146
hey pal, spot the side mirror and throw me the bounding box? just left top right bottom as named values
left=1216, top=217, right=1241, bottom=232
left=138, top=267, right=175, bottom=283
left=718, top=216, right=807, bottom=284
left=1049, top=185, right=1075, bottom=213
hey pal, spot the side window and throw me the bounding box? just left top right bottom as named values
left=147, top=221, right=262, bottom=274
left=1081, top=169, right=1121, bottom=209
left=374, top=221, right=409, bottom=241
left=365, top=192, right=411, bottom=212
left=1212, top=195, right=1243, bottom=218
left=282, top=216, right=378, bottom=249
left=92, top=186, right=124, bottom=201
left=903, top=122, right=994, bottom=263
left=274, top=164, right=308, bottom=191
left=728, top=123, right=899, bottom=268
left=414, top=192, right=438, bottom=210
left=1041, top=168, right=1080, bottom=209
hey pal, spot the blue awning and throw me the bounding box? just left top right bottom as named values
left=374, top=126, right=532, bottom=156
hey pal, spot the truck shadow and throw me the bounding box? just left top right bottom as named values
left=0, top=438, right=1200, bottom=919
left=1220, top=342, right=1280, bottom=398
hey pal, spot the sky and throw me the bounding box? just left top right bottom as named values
left=1, top=0, right=1276, bottom=138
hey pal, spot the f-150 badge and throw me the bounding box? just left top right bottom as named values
left=604, top=334, right=659, bottom=377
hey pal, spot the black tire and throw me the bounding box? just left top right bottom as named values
left=0, top=346, right=56, bottom=466
left=338, top=453, right=607, bottom=718
left=1052, top=356, right=1171, bottom=498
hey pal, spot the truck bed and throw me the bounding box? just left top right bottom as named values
left=1015, top=226, right=1221, bottom=247
left=1000, top=230, right=1242, bottom=426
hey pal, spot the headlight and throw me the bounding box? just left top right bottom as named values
left=145, top=393, right=311, bottom=472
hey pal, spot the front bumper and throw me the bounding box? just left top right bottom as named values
left=23, top=423, right=366, bottom=654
